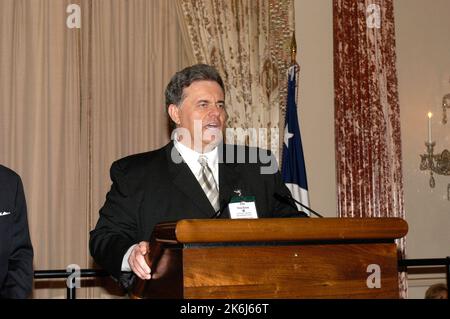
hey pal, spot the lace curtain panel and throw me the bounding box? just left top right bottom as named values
left=177, top=0, right=295, bottom=161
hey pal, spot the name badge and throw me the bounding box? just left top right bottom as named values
left=228, top=196, right=258, bottom=219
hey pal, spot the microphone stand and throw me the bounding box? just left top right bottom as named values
left=287, top=194, right=324, bottom=218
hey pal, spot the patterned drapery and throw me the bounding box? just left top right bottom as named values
left=333, top=0, right=407, bottom=297
left=177, top=0, right=294, bottom=161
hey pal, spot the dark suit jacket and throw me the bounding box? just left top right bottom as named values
left=89, top=142, right=301, bottom=283
left=0, top=165, right=33, bottom=299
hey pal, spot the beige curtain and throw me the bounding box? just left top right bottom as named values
left=177, top=0, right=294, bottom=161
left=0, top=0, right=87, bottom=298
left=333, top=0, right=407, bottom=297
left=0, top=0, right=188, bottom=298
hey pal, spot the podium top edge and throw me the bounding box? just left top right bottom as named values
left=153, top=217, right=408, bottom=244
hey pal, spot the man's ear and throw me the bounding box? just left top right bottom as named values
left=168, top=104, right=180, bottom=126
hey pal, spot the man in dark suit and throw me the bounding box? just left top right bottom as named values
left=0, top=165, right=34, bottom=298
left=89, top=64, right=303, bottom=287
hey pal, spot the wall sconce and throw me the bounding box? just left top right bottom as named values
left=443, top=93, right=450, bottom=124
left=419, top=112, right=450, bottom=190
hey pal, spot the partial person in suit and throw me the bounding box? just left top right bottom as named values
left=0, top=165, right=34, bottom=298
left=89, top=64, right=303, bottom=288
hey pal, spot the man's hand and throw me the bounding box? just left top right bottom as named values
left=128, top=241, right=151, bottom=280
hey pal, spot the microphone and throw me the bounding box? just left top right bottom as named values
left=273, top=193, right=308, bottom=217
left=274, top=192, right=324, bottom=218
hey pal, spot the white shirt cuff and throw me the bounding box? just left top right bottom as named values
left=121, top=244, right=137, bottom=272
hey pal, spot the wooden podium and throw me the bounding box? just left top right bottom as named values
left=130, top=218, right=408, bottom=299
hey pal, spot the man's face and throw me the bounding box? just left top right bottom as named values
left=168, top=80, right=227, bottom=152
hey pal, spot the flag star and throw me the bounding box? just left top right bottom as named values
left=284, top=124, right=294, bottom=147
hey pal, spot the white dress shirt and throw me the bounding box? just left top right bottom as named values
left=121, top=140, right=220, bottom=271
left=173, top=138, right=219, bottom=184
